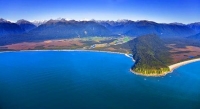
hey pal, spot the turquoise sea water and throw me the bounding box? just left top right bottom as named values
left=0, top=51, right=200, bottom=109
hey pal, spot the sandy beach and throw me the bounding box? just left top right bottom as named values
left=169, top=58, right=200, bottom=72
left=0, top=49, right=128, bottom=56
left=130, top=58, right=200, bottom=77
left=2, top=49, right=199, bottom=77
left=131, top=58, right=200, bottom=77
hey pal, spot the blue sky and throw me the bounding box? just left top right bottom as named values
left=0, top=0, right=199, bottom=23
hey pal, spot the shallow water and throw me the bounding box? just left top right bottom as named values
left=0, top=51, right=199, bottom=109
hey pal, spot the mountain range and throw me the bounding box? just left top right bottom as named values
left=0, top=18, right=200, bottom=45
left=16, top=19, right=36, bottom=32
left=188, top=33, right=200, bottom=40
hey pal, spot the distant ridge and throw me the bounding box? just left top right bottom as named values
left=1, top=18, right=199, bottom=25
left=16, top=19, right=36, bottom=32
left=188, top=32, right=200, bottom=40
left=187, top=22, right=200, bottom=33
left=0, top=18, right=200, bottom=45
left=0, top=18, right=25, bottom=36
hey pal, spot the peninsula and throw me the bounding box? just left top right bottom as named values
left=128, top=34, right=171, bottom=76
left=128, top=34, right=200, bottom=76
left=1, top=18, right=200, bottom=77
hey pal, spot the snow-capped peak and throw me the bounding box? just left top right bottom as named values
left=31, top=20, right=47, bottom=26
left=16, top=19, right=32, bottom=24
left=188, top=22, right=200, bottom=25
left=116, top=19, right=130, bottom=22
left=170, top=22, right=185, bottom=26
left=0, top=18, right=11, bottom=23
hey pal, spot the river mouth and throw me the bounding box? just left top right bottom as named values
left=0, top=51, right=200, bottom=109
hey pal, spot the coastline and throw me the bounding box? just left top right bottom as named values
left=130, top=69, right=170, bottom=77
left=1, top=49, right=199, bottom=77
left=0, top=49, right=124, bottom=54
left=130, top=58, right=200, bottom=77
left=169, top=58, right=200, bottom=72
left=0, top=49, right=133, bottom=58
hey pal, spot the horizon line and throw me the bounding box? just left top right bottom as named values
left=1, top=18, right=200, bottom=25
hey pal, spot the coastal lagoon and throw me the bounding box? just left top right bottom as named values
left=0, top=51, right=200, bottom=109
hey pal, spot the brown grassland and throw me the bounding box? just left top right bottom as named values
left=167, top=44, right=200, bottom=63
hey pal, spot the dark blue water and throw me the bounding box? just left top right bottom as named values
left=0, top=51, right=200, bottom=109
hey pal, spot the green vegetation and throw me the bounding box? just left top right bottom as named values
left=123, top=37, right=130, bottom=42
left=129, top=34, right=171, bottom=75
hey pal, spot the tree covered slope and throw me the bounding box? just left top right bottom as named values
left=129, top=34, right=171, bottom=76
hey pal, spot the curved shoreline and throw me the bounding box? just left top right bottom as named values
left=169, top=58, right=200, bottom=72
left=0, top=49, right=126, bottom=55
left=0, top=50, right=134, bottom=60
left=130, top=69, right=170, bottom=77
left=130, top=58, right=200, bottom=77
left=1, top=49, right=199, bottom=77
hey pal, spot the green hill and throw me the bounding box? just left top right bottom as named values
left=128, top=34, right=171, bottom=76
